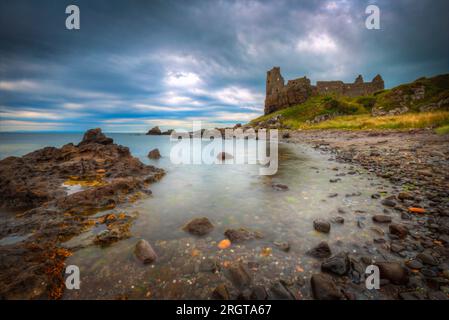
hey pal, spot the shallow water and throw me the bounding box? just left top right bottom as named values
left=0, top=133, right=397, bottom=299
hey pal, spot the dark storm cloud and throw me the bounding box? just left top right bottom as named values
left=1, top=0, right=448, bottom=131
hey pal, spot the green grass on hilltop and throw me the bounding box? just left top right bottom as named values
left=302, top=112, right=449, bottom=131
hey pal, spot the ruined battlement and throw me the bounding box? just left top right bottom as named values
left=264, top=67, right=384, bottom=114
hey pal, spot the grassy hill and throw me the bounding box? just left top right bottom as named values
left=250, top=74, right=449, bottom=134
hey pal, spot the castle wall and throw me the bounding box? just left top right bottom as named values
left=264, top=67, right=384, bottom=114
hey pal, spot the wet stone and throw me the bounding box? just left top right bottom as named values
left=269, top=281, right=295, bottom=300
left=381, top=198, right=397, bottom=207
left=416, top=252, right=439, bottom=266
left=227, top=263, right=251, bottom=288
left=272, top=183, right=289, bottom=191
left=311, top=273, right=343, bottom=300
left=307, top=241, right=332, bottom=259
left=199, top=258, right=219, bottom=273
left=372, top=215, right=392, bottom=223
left=212, top=284, right=230, bottom=300
left=313, top=219, right=331, bottom=233
left=273, top=241, right=290, bottom=252
left=375, top=262, right=409, bottom=285
left=224, top=228, right=262, bottom=242
left=331, top=216, right=344, bottom=224
left=406, top=260, right=423, bottom=270
left=389, top=223, right=408, bottom=239
left=321, top=252, right=349, bottom=276
left=147, top=148, right=161, bottom=159
left=134, top=239, right=158, bottom=264
left=183, top=217, right=214, bottom=236
left=250, top=285, right=268, bottom=300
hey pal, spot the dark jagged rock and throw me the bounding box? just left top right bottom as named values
left=78, top=128, right=113, bottom=146
left=321, top=252, right=350, bottom=276
left=183, top=217, right=214, bottom=236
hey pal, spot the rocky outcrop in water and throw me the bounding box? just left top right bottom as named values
left=0, top=128, right=164, bottom=299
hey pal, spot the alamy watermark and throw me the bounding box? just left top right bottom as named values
left=365, top=5, right=380, bottom=30
left=169, top=121, right=278, bottom=175
left=65, top=5, right=80, bottom=30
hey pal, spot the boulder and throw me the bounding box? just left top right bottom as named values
left=311, top=273, right=343, bottom=300
left=307, top=241, right=332, bottom=259
left=148, top=148, right=161, bottom=159
left=78, top=128, right=113, bottom=146
left=389, top=223, right=408, bottom=239
left=321, top=252, right=350, bottom=276
left=212, top=284, right=230, bottom=300
left=227, top=263, right=251, bottom=288
left=375, top=262, right=409, bottom=285
left=217, top=152, right=233, bottom=160
left=146, top=126, right=162, bottom=135
left=134, top=239, right=157, bottom=264
left=372, top=215, right=392, bottom=223
left=183, top=217, right=214, bottom=236
left=224, top=228, right=262, bottom=242
left=313, top=219, right=331, bottom=233
left=250, top=285, right=268, bottom=300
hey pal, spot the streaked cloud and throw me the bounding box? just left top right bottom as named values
left=0, top=0, right=448, bottom=132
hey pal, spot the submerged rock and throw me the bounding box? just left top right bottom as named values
left=212, top=284, right=230, bottom=300
left=272, top=183, right=289, bottom=191
left=217, top=152, right=233, bottom=160
left=307, top=241, right=332, bottom=258
left=224, top=228, right=263, bottom=242
left=311, top=273, right=343, bottom=300
left=227, top=263, right=251, bottom=288
left=148, top=148, right=161, bottom=159
left=134, top=239, right=158, bottom=264
left=183, top=217, right=214, bottom=236
left=273, top=241, right=290, bottom=252
left=313, top=219, right=331, bottom=233
left=372, top=215, right=392, bottom=223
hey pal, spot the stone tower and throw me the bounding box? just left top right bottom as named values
left=266, top=67, right=285, bottom=96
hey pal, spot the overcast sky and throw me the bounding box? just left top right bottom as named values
left=1, top=0, right=448, bottom=132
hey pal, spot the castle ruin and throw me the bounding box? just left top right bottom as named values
left=264, top=67, right=384, bottom=114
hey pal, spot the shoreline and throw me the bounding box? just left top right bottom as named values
left=1, top=128, right=448, bottom=300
